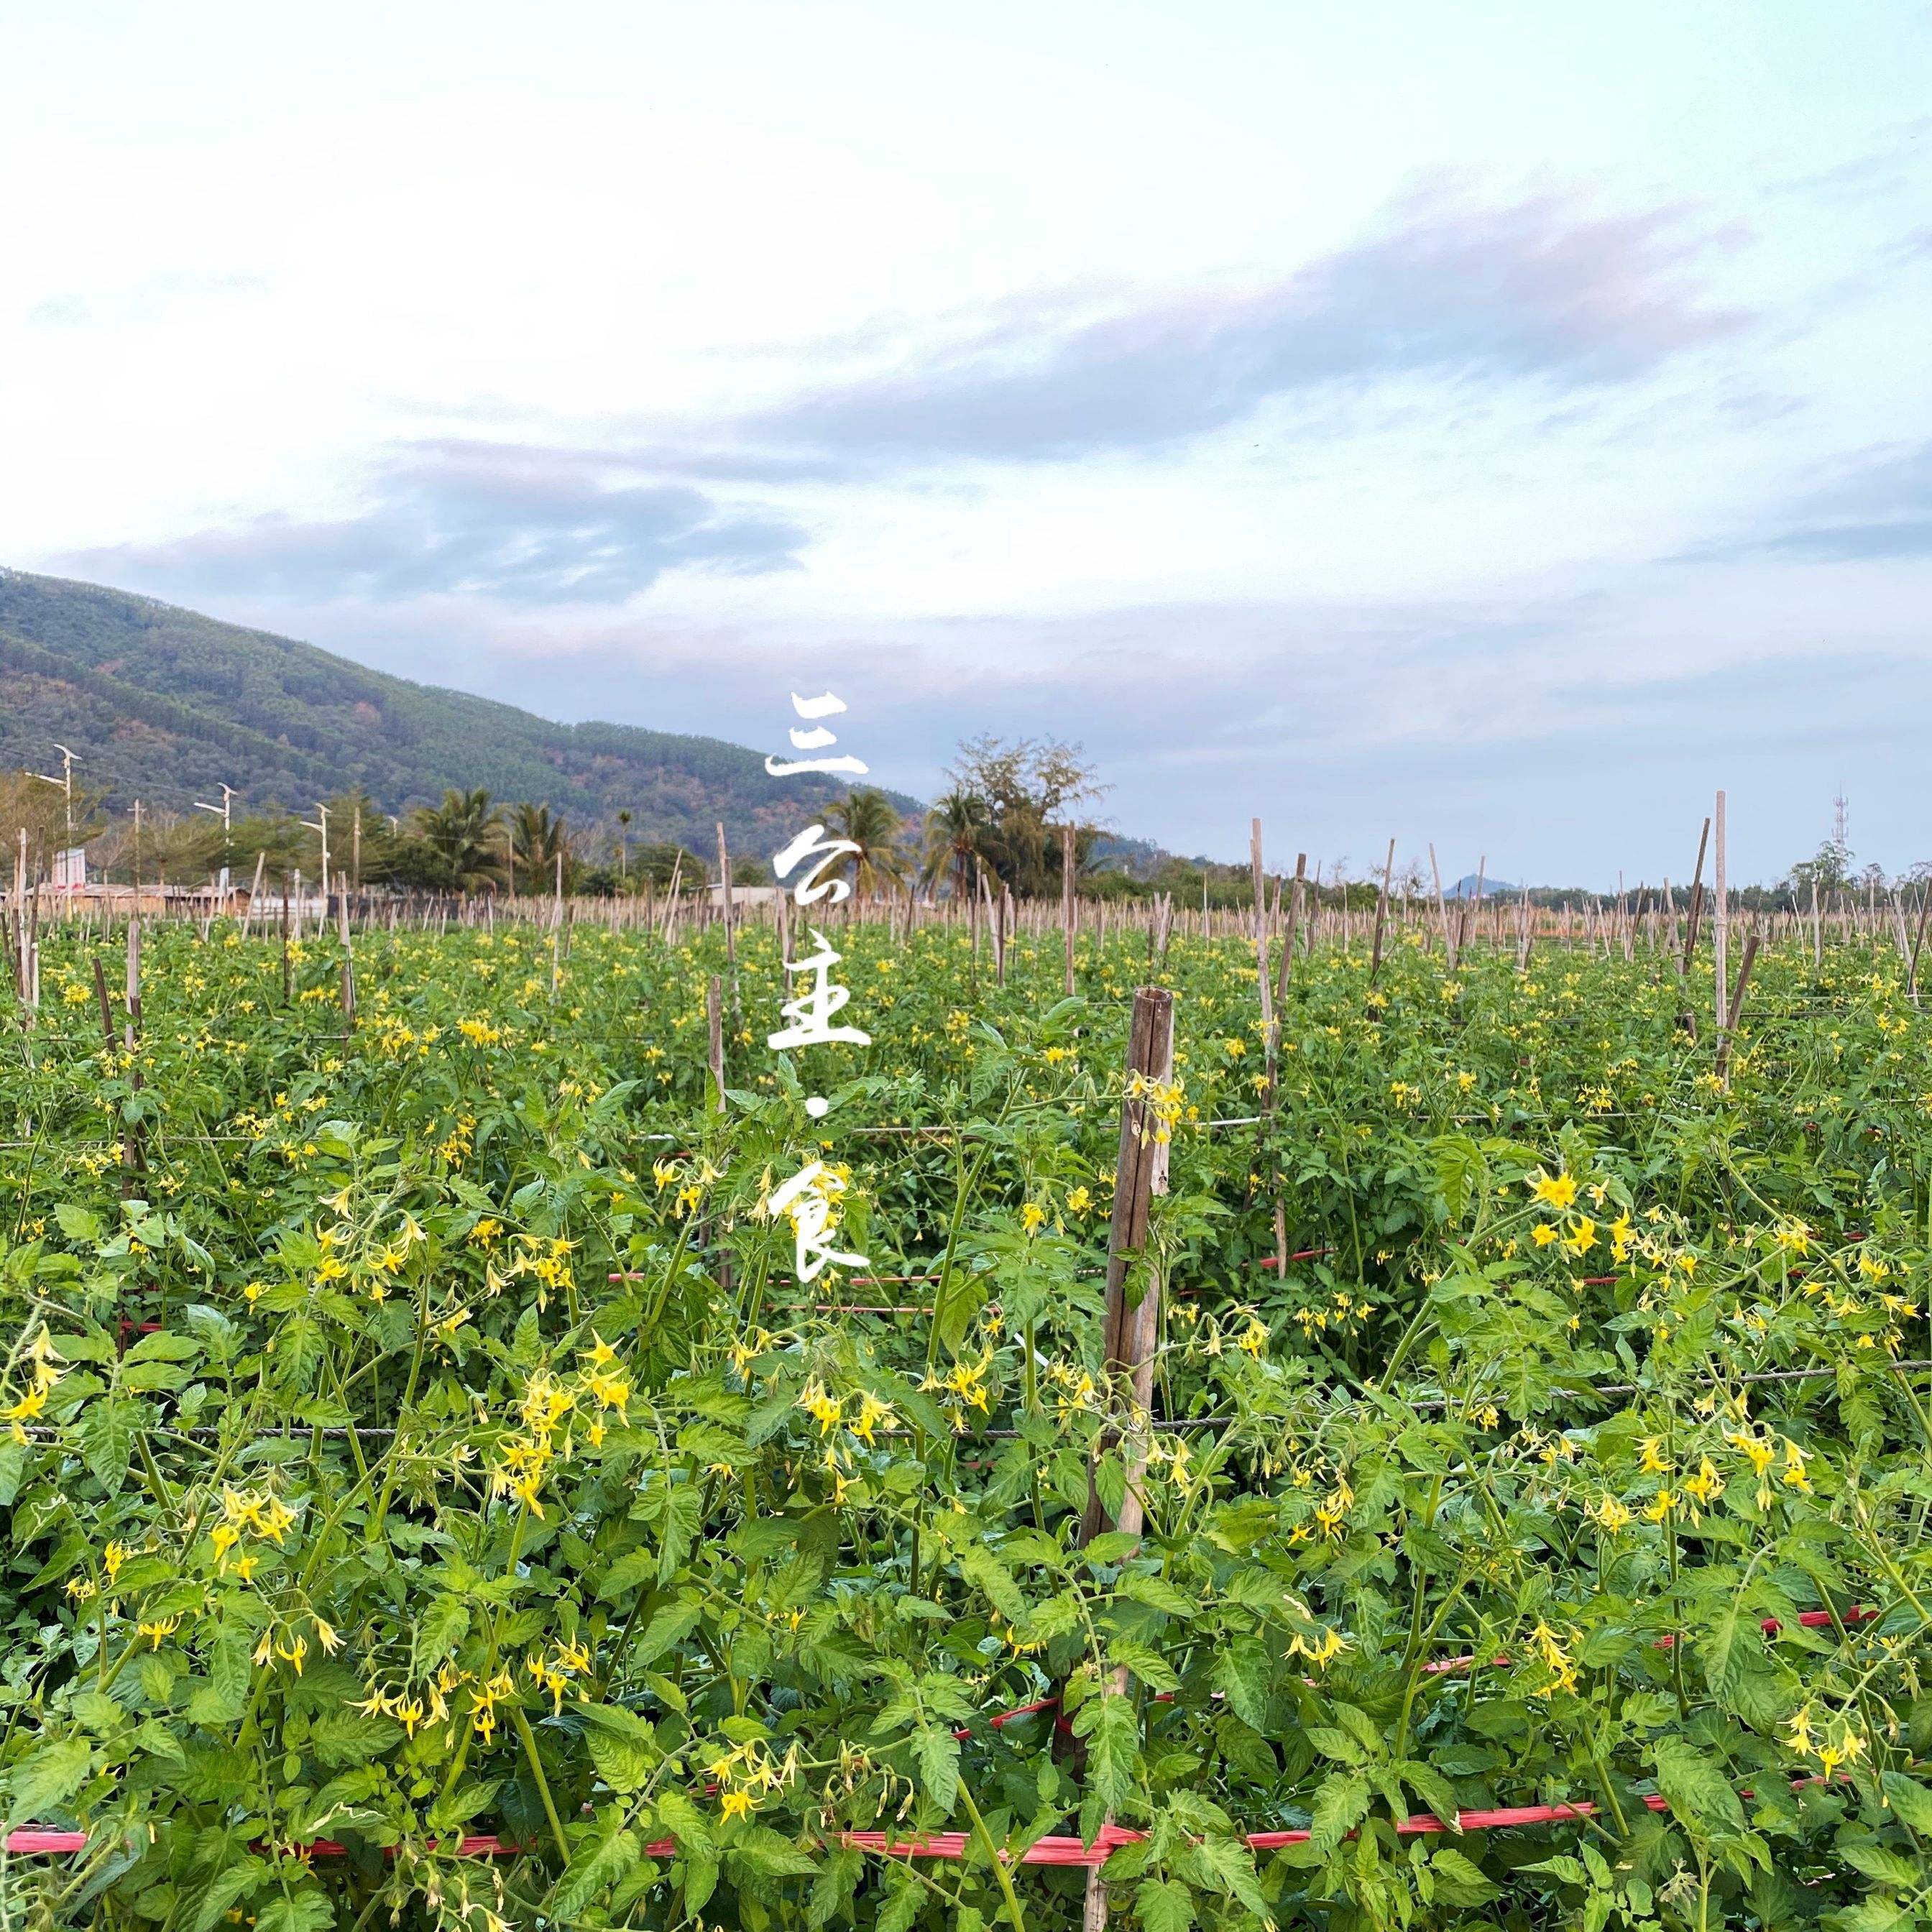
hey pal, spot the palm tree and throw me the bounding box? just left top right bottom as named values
left=616, top=809, right=632, bottom=883
left=510, top=802, right=571, bottom=891
left=921, top=789, right=990, bottom=900
left=409, top=788, right=507, bottom=892
left=824, top=788, right=907, bottom=901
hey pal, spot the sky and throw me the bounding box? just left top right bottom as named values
left=4, top=1, right=1931, bottom=886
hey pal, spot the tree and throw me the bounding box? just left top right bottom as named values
left=408, top=788, right=507, bottom=893
left=633, top=842, right=706, bottom=891
left=0, top=770, right=103, bottom=880
left=323, top=788, right=402, bottom=888
left=944, top=735, right=1106, bottom=896
left=1784, top=835, right=1857, bottom=903
left=510, top=802, right=572, bottom=893
left=824, top=788, right=908, bottom=899
left=921, top=788, right=990, bottom=898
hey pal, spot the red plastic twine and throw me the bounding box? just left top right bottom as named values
left=7, top=1622, right=1868, bottom=1864
left=14, top=1788, right=1845, bottom=1867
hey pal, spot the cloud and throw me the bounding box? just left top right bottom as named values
left=668, top=186, right=1745, bottom=472
left=28, top=272, right=271, bottom=328
left=1692, top=441, right=1932, bottom=562
left=60, top=444, right=807, bottom=605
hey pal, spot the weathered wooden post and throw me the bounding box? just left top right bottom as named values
left=1062, top=822, right=1077, bottom=997
left=1713, top=791, right=1728, bottom=1041
left=717, top=822, right=741, bottom=1030
left=1368, top=835, right=1395, bottom=984
left=338, top=885, right=356, bottom=1024
left=1427, top=844, right=1457, bottom=970
left=1715, top=932, right=1758, bottom=1085
left=707, top=973, right=726, bottom=1113
left=1077, top=995, right=1173, bottom=1928
left=1251, top=822, right=1285, bottom=1273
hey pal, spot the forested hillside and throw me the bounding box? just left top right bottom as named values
left=0, top=569, right=914, bottom=849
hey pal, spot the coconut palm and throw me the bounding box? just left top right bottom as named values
left=510, top=802, right=571, bottom=891
left=824, top=787, right=907, bottom=901
left=921, top=789, right=990, bottom=900
left=409, top=788, right=507, bottom=893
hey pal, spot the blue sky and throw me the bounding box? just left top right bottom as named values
left=4, top=1, right=1931, bottom=884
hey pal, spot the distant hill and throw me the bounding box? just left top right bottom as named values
left=1443, top=872, right=1521, bottom=900
left=0, top=569, right=919, bottom=852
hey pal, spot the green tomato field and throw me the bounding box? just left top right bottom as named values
left=1, top=913, right=1929, bottom=1931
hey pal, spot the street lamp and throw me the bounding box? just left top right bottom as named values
left=32, top=742, right=79, bottom=834
left=32, top=744, right=81, bottom=889
left=193, top=783, right=236, bottom=896
left=300, top=804, right=331, bottom=914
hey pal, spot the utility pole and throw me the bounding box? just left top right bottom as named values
left=193, top=782, right=236, bottom=896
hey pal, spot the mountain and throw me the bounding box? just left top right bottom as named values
left=0, top=569, right=919, bottom=853
left=1443, top=872, right=1520, bottom=899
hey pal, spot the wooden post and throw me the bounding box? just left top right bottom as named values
left=1457, top=857, right=1485, bottom=957
left=124, top=915, right=144, bottom=1191
left=91, top=954, right=114, bottom=1052
left=707, top=973, right=726, bottom=1112
left=1276, top=852, right=1307, bottom=1008
left=717, top=822, right=741, bottom=1029
left=338, top=885, right=356, bottom=1023
left=242, top=850, right=266, bottom=939
left=1368, top=836, right=1395, bottom=984
left=1085, top=986, right=1174, bottom=1538
left=1425, top=845, right=1455, bottom=968
left=1681, top=816, right=1710, bottom=979
left=661, top=849, right=684, bottom=944
left=1062, top=822, right=1077, bottom=998
left=1712, top=792, right=1728, bottom=1041
left=1251, top=822, right=1285, bottom=1274
left=967, top=857, right=982, bottom=996
left=1715, top=932, right=1759, bottom=1085
left=12, top=829, right=24, bottom=1011
left=1079, top=990, right=1173, bottom=1931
